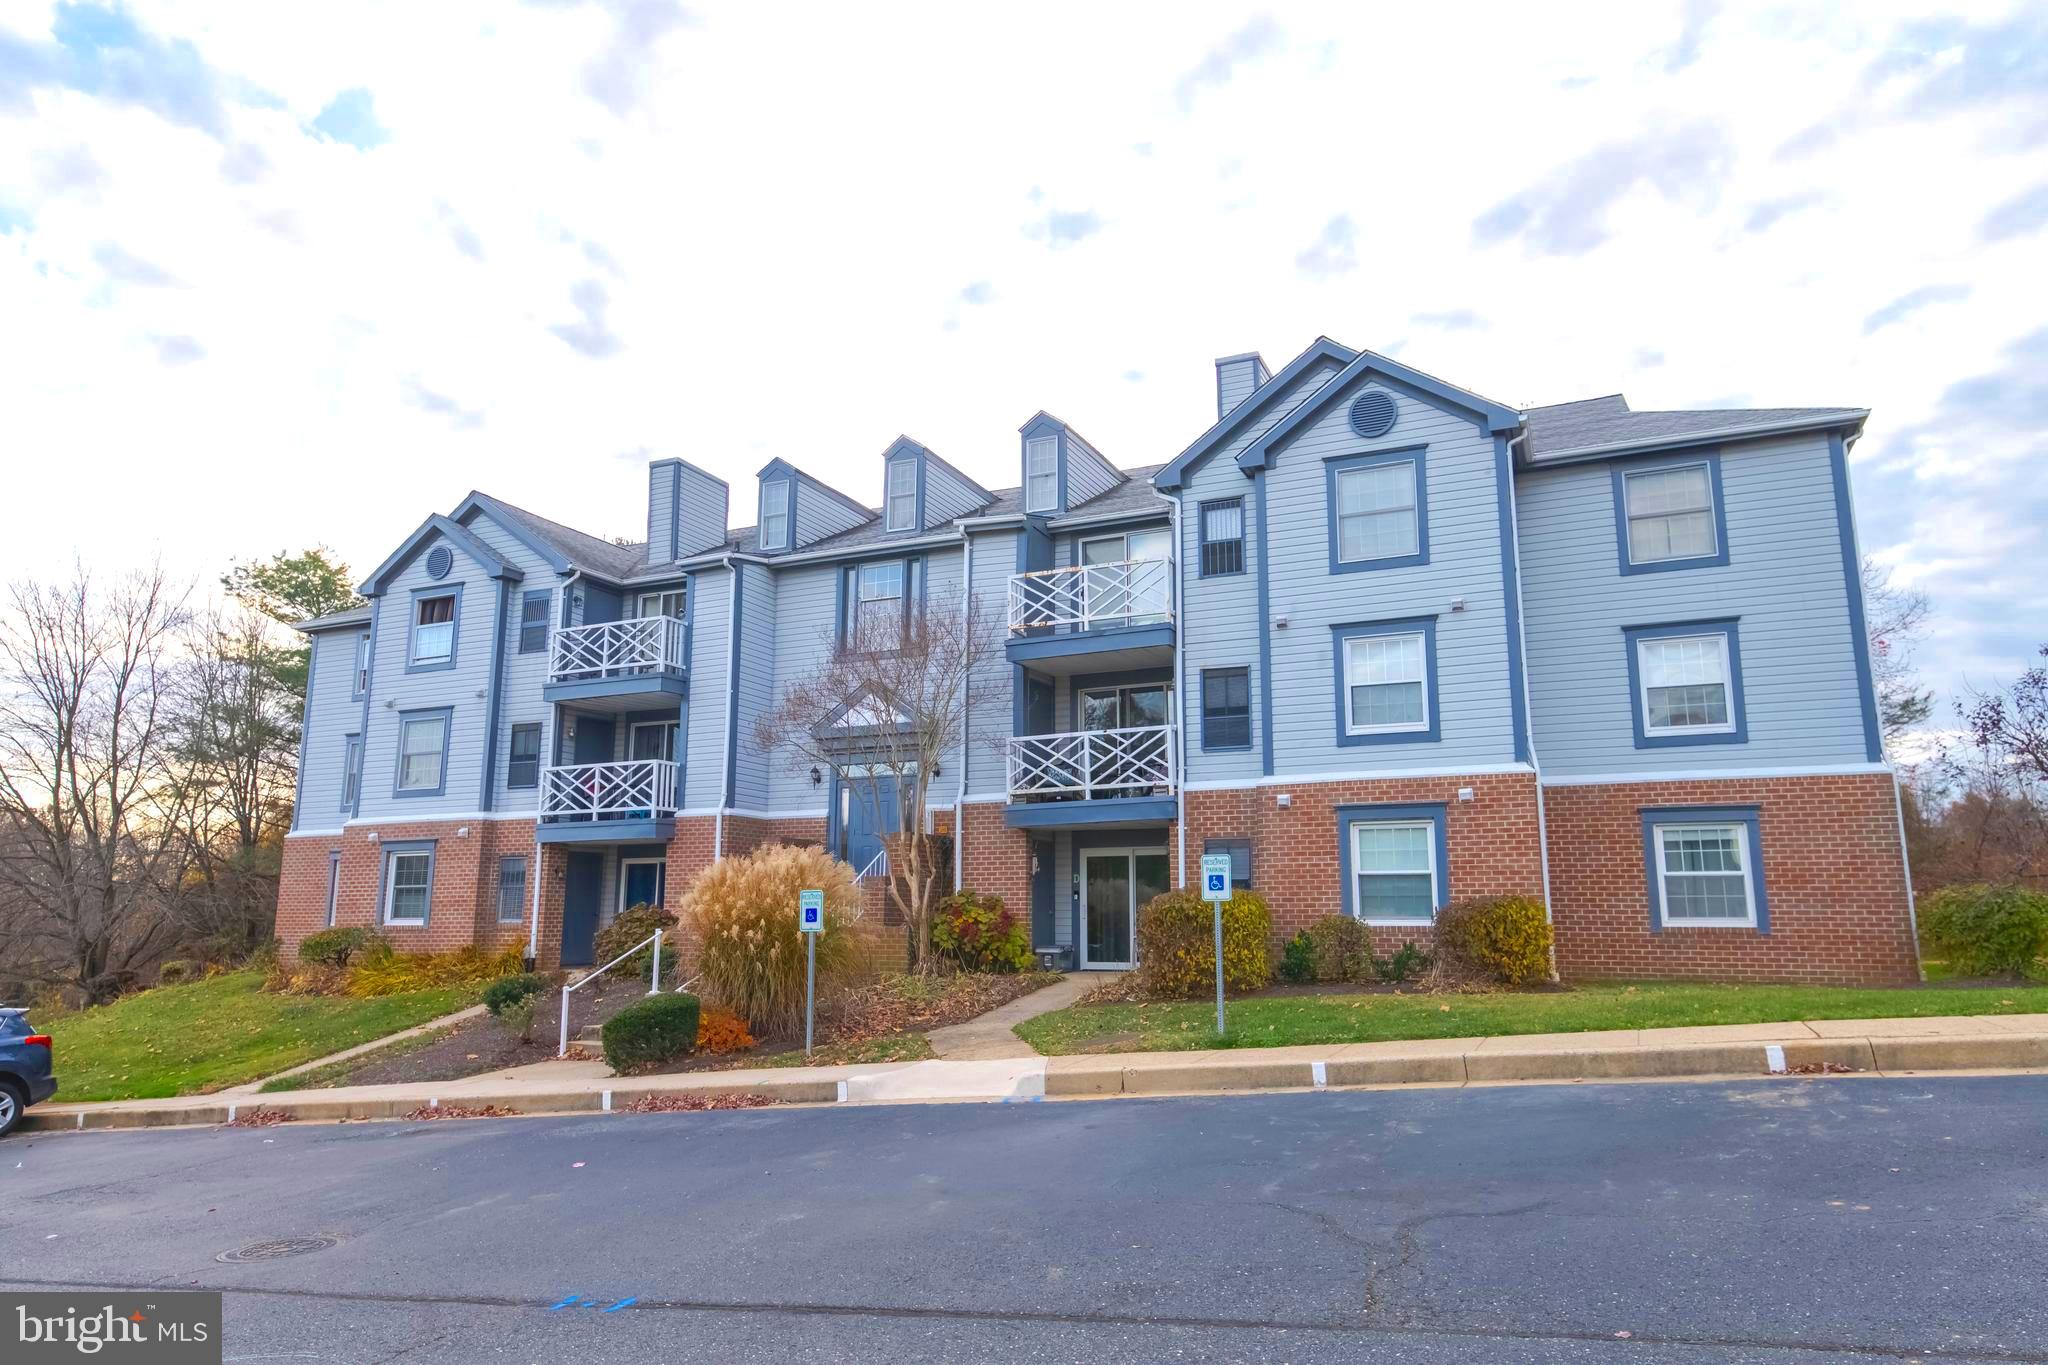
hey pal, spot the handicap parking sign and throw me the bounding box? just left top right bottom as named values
left=1200, top=854, right=1232, bottom=903
left=799, top=889, right=824, bottom=932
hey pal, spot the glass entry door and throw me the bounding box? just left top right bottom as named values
left=1080, top=847, right=1169, bottom=969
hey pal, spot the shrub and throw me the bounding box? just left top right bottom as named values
left=157, top=959, right=198, bottom=986
left=299, top=927, right=382, bottom=970
left=482, top=972, right=550, bottom=1017
left=1378, top=941, right=1431, bottom=984
left=695, top=1006, right=756, bottom=1054
left=602, top=993, right=702, bottom=1071
left=1133, top=888, right=1272, bottom=999
left=1920, top=884, right=2048, bottom=978
left=1278, top=931, right=1317, bottom=984
left=498, top=995, right=538, bottom=1042
left=344, top=943, right=524, bottom=997
left=1430, top=896, right=1552, bottom=987
left=684, top=843, right=859, bottom=1035
left=1306, top=915, right=1372, bottom=984
left=594, top=902, right=679, bottom=980
left=933, top=891, right=1033, bottom=974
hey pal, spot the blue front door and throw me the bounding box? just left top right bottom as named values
left=562, top=852, right=603, bottom=967
left=843, top=775, right=900, bottom=875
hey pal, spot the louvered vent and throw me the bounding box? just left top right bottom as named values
left=1349, top=391, right=1398, bottom=439
left=425, top=546, right=454, bottom=580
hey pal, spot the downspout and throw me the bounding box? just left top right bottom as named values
left=1893, top=776, right=1922, bottom=973
left=1166, top=491, right=1186, bottom=888
left=715, top=555, right=738, bottom=859
left=954, top=527, right=971, bottom=890
left=528, top=568, right=580, bottom=967
left=1503, top=433, right=1558, bottom=974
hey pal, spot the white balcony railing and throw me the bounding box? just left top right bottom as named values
left=548, top=617, right=686, bottom=684
left=1008, top=558, right=1173, bottom=635
left=540, top=759, right=680, bottom=823
left=1006, top=724, right=1177, bottom=802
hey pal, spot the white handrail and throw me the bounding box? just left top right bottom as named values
left=557, top=928, right=664, bottom=1057
left=548, top=617, right=686, bottom=683
left=1007, top=723, right=1176, bottom=800
left=1007, top=557, right=1174, bottom=634
left=540, top=759, right=679, bottom=822
left=855, top=848, right=888, bottom=882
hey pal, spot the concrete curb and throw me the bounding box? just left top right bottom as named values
left=27, top=1032, right=2048, bottom=1133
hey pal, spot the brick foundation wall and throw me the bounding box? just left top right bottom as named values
left=278, top=819, right=539, bottom=962
left=1182, top=773, right=1545, bottom=955
left=1545, top=772, right=1918, bottom=985
left=956, top=801, right=1035, bottom=928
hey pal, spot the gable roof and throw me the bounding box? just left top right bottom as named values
left=757, top=457, right=879, bottom=524
left=294, top=604, right=374, bottom=634
left=1239, top=347, right=1523, bottom=472
left=358, top=514, right=524, bottom=596
left=884, top=435, right=995, bottom=505
left=1520, top=395, right=1868, bottom=462
left=1152, top=337, right=1360, bottom=490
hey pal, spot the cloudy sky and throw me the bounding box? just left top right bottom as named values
left=2, top=0, right=2043, bottom=722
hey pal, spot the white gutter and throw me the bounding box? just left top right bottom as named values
left=528, top=567, right=581, bottom=966
left=714, top=555, right=738, bottom=860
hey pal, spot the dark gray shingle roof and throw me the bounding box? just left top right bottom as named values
left=1522, top=395, right=1865, bottom=459
left=295, top=605, right=373, bottom=633
left=466, top=491, right=648, bottom=579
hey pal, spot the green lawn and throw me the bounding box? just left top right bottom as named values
left=48, top=972, right=480, bottom=1102
left=1014, top=981, right=2048, bottom=1056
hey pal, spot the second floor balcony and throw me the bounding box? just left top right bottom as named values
left=1005, top=558, right=1175, bottom=673
left=537, top=758, right=680, bottom=843
left=543, top=617, right=688, bottom=705
left=1003, top=723, right=1178, bottom=829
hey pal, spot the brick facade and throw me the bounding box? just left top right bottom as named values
left=278, top=818, right=538, bottom=962
left=1544, top=772, right=1918, bottom=985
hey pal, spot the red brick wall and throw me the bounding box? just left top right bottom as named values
left=1545, top=772, right=1918, bottom=985
left=1182, top=773, right=1545, bottom=954
left=956, top=801, right=1035, bottom=926
left=278, top=819, right=538, bottom=962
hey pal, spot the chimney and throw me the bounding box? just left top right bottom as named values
left=646, top=459, right=729, bottom=564
left=1214, top=352, right=1270, bottom=419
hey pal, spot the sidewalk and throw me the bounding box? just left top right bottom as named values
left=26, top=1012, right=2048, bottom=1133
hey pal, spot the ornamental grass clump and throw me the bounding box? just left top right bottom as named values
left=683, top=843, right=859, bottom=1035
left=1133, top=887, right=1272, bottom=999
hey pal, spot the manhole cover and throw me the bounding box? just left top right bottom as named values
left=216, top=1236, right=340, bottom=1263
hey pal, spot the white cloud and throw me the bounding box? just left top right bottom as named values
left=0, top=0, right=2041, bottom=718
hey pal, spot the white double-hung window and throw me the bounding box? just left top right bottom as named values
left=383, top=847, right=433, bottom=925
left=1637, top=634, right=1733, bottom=736
left=1650, top=822, right=1757, bottom=926
left=853, top=561, right=905, bottom=644
left=885, top=460, right=917, bottom=531
left=1343, top=630, right=1429, bottom=734
left=1622, top=462, right=1718, bottom=565
left=411, top=593, right=455, bottom=666
left=760, top=479, right=789, bottom=551
left=1334, top=459, right=1419, bottom=564
left=396, top=711, right=449, bottom=793
left=1349, top=821, right=1437, bottom=922
left=1025, top=436, right=1058, bottom=513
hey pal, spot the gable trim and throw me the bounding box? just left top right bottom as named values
left=1153, top=338, right=1359, bottom=491
left=451, top=493, right=575, bottom=574
left=359, top=515, right=523, bottom=597
left=1239, top=351, right=1522, bottom=474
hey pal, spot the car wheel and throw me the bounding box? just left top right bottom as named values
left=0, top=1081, right=22, bottom=1138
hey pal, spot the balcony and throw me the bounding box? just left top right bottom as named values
left=542, top=618, right=687, bottom=706
left=1005, top=559, right=1175, bottom=674
left=537, top=759, right=681, bottom=844
left=1003, top=724, right=1178, bottom=829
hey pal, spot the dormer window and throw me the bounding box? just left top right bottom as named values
left=886, top=460, right=917, bottom=532
left=1025, top=436, right=1058, bottom=513
left=760, top=479, right=789, bottom=551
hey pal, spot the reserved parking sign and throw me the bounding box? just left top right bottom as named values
left=799, top=889, right=824, bottom=932
left=1200, top=854, right=1232, bottom=903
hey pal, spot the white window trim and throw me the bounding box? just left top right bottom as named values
left=618, top=856, right=666, bottom=916
left=885, top=460, right=918, bottom=531
left=1025, top=437, right=1059, bottom=513
left=1343, top=632, right=1431, bottom=736
left=1623, top=462, right=1718, bottom=565
left=637, top=590, right=685, bottom=620
left=1349, top=819, right=1438, bottom=927
left=1651, top=822, right=1758, bottom=927
left=1336, top=460, right=1420, bottom=565
left=396, top=714, right=449, bottom=792
left=382, top=849, right=432, bottom=925
left=760, top=479, right=790, bottom=550
left=352, top=634, right=370, bottom=697
left=411, top=593, right=457, bottom=665
left=1637, top=633, right=1736, bottom=737
left=627, top=719, right=677, bottom=762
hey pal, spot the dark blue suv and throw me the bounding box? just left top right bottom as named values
left=0, top=1008, right=56, bottom=1137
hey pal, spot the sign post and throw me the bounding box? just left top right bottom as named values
left=798, top=889, right=824, bottom=1057
left=1200, top=854, right=1232, bottom=1036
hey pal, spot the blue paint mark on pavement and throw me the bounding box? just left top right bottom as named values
left=603, top=1297, right=638, bottom=1313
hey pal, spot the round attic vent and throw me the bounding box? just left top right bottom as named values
left=425, top=546, right=453, bottom=580
left=1349, top=391, right=1398, bottom=439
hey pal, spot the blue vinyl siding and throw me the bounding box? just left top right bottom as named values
left=461, top=512, right=561, bottom=812
left=968, top=529, right=1020, bottom=798
left=1260, top=380, right=1517, bottom=775
left=764, top=561, right=836, bottom=811
left=1518, top=432, right=1869, bottom=777
left=683, top=565, right=732, bottom=810
left=1064, top=428, right=1122, bottom=508
left=296, top=627, right=366, bottom=827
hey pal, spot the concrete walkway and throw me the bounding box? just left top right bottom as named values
left=26, top=1011, right=2048, bottom=1133
left=925, top=973, right=1105, bottom=1060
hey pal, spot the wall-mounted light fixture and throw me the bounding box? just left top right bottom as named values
left=810, top=766, right=822, bottom=786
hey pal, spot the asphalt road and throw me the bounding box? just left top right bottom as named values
left=3, top=1076, right=2045, bottom=1363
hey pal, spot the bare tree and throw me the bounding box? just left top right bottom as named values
left=755, top=589, right=1001, bottom=970
left=1862, top=558, right=1933, bottom=749
left=166, top=607, right=300, bottom=961
left=0, top=566, right=191, bottom=1003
